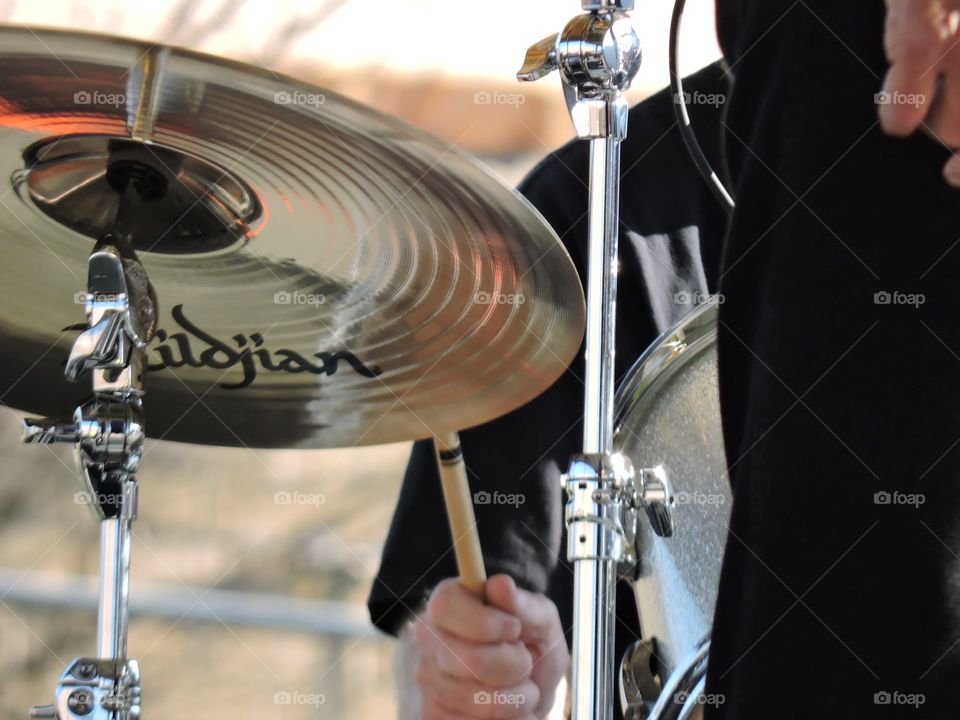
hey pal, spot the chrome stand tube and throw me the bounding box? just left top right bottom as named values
left=571, top=550, right=618, bottom=719
left=518, top=6, right=641, bottom=719
left=573, top=134, right=624, bottom=720
left=97, top=513, right=132, bottom=664
left=583, top=135, right=622, bottom=455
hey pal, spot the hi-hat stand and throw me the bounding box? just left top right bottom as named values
left=519, top=4, right=674, bottom=719
left=22, top=221, right=157, bottom=719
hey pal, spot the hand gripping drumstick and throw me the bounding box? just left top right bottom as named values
left=433, top=432, right=487, bottom=595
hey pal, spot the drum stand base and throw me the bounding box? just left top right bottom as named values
left=28, top=659, right=142, bottom=720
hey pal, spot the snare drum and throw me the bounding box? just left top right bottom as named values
left=614, top=298, right=729, bottom=720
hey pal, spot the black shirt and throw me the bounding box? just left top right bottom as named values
left=367, top=61, right=730, bottom=672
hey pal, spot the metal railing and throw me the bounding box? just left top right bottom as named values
left=0, top=567, right=382, bottom=639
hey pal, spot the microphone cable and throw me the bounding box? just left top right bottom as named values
left=669, top=0, right=736, bottom=213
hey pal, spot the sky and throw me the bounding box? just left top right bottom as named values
left=1, top=0, right=721, bottom=94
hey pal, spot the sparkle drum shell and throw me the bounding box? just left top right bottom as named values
left=614, top=298, right=729, bottom=702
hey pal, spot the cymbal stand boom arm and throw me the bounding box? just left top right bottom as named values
left=519, top=4, right=643, bottom=719
left=21, top=234, right=156, bottom=720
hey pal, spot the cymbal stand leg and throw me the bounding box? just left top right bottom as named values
left=21, top=234, right=156, bottom=720
left=518, top=4, right=643, bottom=720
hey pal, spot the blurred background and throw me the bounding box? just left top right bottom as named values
left=0, top=1, right=720, bottom=717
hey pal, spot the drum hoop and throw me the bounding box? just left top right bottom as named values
left=613, top=297, right=719, bottom=435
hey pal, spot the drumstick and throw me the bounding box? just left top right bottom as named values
left=433, top=432, right=487, bottom=595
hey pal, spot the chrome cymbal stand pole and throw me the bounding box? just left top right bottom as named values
left=22, top=227, right=157, bottom=719
left=519, top=5, right=644, bottom=719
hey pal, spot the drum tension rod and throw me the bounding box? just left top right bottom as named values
left=518, top=4, right=675, bottom=720
left=21, top=188, right=156, bottom=720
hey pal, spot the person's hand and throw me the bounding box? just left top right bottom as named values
left=413, top=574, right=569, bottom=719
left=879, top=0, right=960, bottom=184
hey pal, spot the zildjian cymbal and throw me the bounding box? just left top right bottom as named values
left=0, top=27, right=585, bottom=449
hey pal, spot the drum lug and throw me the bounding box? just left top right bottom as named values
left=618, top=639, right=662, bottom=720
left=645, top=640, right=711, bottom=720
left=618, top=501, right=640, bottom=577
left=617, top=466, right=675, bottom=578
left=637, top=465, right=675, bottom=538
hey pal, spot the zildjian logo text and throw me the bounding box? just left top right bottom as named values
left=65, top=304, right=382, bottom=390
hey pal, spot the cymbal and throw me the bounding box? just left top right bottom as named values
left=0, top=27, right=585, bottom=449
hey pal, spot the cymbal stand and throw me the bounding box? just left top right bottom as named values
left=519, top=4, right=673, bottom=719
left=21, top=227, right=157, bottom=719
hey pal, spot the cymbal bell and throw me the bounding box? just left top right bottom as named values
left=0, top=27, right=585, bottom=449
